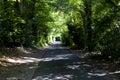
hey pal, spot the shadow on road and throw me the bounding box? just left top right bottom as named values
left=0, top=41, right=120, bottom=80
left=32, top=41, right=120, bottom=80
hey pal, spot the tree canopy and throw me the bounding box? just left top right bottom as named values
left=0, top=0, right=120, bottom=60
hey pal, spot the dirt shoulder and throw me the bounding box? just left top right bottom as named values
left=0, top=48, right=45, bottom=67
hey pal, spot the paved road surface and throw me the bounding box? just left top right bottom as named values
left=32, top=42, right=120, bottom=80
left=0, top=41, right=120, bottom=80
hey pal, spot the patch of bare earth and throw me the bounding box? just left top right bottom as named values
left=0, top=48, right=44, bottom=67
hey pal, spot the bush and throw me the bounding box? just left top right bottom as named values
left=99, top=27, right=120, bottom=59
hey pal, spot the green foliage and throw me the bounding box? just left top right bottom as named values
left=0, top=0, right=53, bottom=47
left=99, top=27, right=120, bottom=59
left=66, top=23, right=85, bottom=49
left=92, top=0, right=120, bottom=59
left=0, top=0, right=120, bottom=60
left=0, top=0, right=25, bottom=47
left=61, top=31, right=73, bottom=46
left=60, top=0, right=120, bottom=60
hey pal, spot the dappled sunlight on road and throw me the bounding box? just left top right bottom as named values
left=32, top=58, right=120, bottom=80
left=0, top=42, right=120, bottom=80
left=45, top=41, right=67, bottom=49
left=7, top=57, right=42, bottom=64
left=87, top=70, right=120, bottom=77
left=66, top=65, right=80, bottom=70
left=4, top=53, right=80, bottom=64
left=88, top=73, right=107, bottom=77
left=6, top=77, right=19, bottom=80
left=32, top=42, right=120, bottom=80
left=32, top=74, right=73, bottom=80
left=41, top=54, right=80, bottom=62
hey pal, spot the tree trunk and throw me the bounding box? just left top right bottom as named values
left=83, top=0, right=92, bottom=52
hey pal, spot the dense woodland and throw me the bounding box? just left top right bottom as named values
left=0, top=0, right=120, bottom=61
